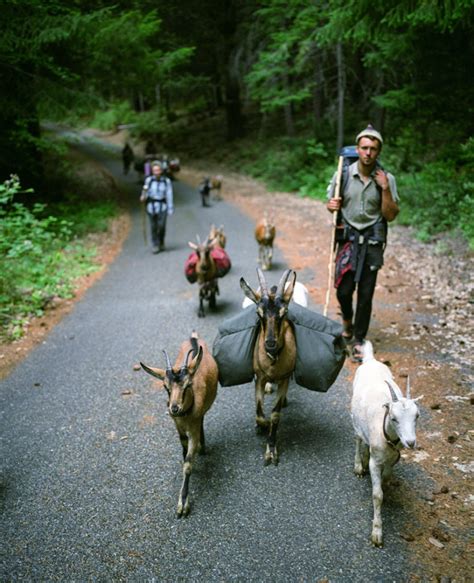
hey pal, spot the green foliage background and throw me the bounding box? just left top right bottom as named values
left=0, top=0, right=472, bottom=339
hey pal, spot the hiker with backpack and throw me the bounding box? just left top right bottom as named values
left=199, top=177, right=212, bottom=207
left=326, top=125, right=399, bottom=362
left=122, top=142, right=135, bottom=175
left=140, top=160, right=174, bottom=254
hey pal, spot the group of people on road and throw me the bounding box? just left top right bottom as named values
left=126, top=123, right=399, bottom=359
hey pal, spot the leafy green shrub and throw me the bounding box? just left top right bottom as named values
left=0, top=176, right=114, bottom=341
left=237, top=136, right=332, bottom=193
left=397, top=159, right=473, bottom=247
left=91, top=101, right=137, bottom=131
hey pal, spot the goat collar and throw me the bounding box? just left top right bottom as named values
left=383, top=409, right=401, bottom=449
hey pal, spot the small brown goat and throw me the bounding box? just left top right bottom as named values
left=255, top=214, right=276, bottom=270
left=209, top=224, right=226, bottom=249
left=140, top=332, right=218, bottom=517
left=210, top=175, right=223, bottom=200
left=188, top=237, right=219, bottom=318
left=240, top=268, right=297, bottom=465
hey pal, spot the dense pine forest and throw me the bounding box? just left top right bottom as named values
left=1, top=0, right=473, bottom=337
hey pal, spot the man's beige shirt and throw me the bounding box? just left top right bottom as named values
left=327, top=161, right=399, bottom=231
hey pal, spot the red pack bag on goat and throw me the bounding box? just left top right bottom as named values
left=184, top=248, right=231, bottom=283
left=211, top=247, right=231, bottom=278
left=184, top=252, right=199, bottom=283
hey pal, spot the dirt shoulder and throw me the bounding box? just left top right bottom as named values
left=2, top=132, right=472, bottom=580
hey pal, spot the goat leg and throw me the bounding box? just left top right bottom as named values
left=369, top=454, right=384, bottom=547
left=199, top=417, right=206, bottom=455
left=198, top=290, right=205, bottom=318
left=255, top=376, right=269, bottom=433
left=179, top=431, right=189, bottom=460
left=354, top=436, right=369, bottom=476
left=264, top=379, right=289, bottom=466
left=177, top=433, right=198, bottom=518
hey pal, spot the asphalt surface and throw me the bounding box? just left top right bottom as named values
left=1, top=134, right=422, bottom=581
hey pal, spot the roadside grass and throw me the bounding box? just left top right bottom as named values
left=0, top=154, right=120, bottom=342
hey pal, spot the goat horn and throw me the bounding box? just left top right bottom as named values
left=276, top=269, right=292, bottom=299
left=256, top=267, right=269, bottom=298
left=181, top=348, right=195, bottom=370
left=196, top=234, right=201, bottom=245
left=162, top=350, right=172, bottom=372
left=385, top=380, right=399, bottom=402
left=406, top=375, right=411, bottom=399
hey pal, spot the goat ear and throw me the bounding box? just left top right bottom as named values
left=188, top=241, right=198, bottom=250
left=140, top=362, right=166, bottom=381
left=240, top=277, right=259, bottom=304
left=413, top=395, right=424, bottom=402
left=187, top=346, right=203, bottom=375
left=282, top=271, right=296, bottom=303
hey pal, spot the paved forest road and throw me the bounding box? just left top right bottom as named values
left=1, top=135, right=424, bottom=582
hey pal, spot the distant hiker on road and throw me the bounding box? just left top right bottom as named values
left=326, top=125, right=399, bottom=362
left=199, top=177, right=212, bottom=207
left=122, top=143, right=134, bottom=175
left=140, top=160, right=174, bottom=254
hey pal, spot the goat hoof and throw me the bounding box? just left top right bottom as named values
left=177, top=503, right=190, bottom=518
left=371, top=532, right=383, bottom=547
left=264, top=447, right=279, bottom=466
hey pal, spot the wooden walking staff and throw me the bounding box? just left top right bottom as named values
left=141, top=184, right=148, bottom=246
left=323, top=155, right=344, bottom=317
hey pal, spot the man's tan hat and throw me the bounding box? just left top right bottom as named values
left=356, top=124, right=383, bottom=147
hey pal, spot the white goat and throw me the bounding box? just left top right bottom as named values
left=242, top=280, right=309, bottom=309
left=351, top=341, right=423, bottom=547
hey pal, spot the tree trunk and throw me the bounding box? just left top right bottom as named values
left=312, top=50, right=324, bottom=126
left=373, top=72, right=385, bottom=134
left=138, top=91, right=145, bottom=113
left=155, top=84, right=161, bottom=115
left=225, top=73, right=244, bottom=140
left=283, top=70, right=295, bottom=137
left=336, top=42, right=345, bottom=152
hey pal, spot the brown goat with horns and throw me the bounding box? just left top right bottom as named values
left=240, top=268, right=297, bottom=465
left=188, top=237, right=219, bottom=318
left=140, top=332, right=218, bottom=517
left=255, top=214, right=276, bottom=271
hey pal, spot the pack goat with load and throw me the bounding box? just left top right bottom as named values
left=213, top=268, right=346, bottom=466
left=185, top=234, right=231, bottom=318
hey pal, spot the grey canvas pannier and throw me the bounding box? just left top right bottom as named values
left=212, top=303, right=346, bottom=392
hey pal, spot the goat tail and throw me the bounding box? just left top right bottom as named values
left=362, top=340, right=375, bottom=362
left=190, top=330, right=199, bottom=358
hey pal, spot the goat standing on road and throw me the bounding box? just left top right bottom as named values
left=351, top=340, right=423, bottom=547
left=255, top=214, right=276, bottom=270
left=209, top=224, right=226, bottom=249
left=210, top=175, right=223, bottom=200
left=140, top=332, right=218, bottom=517
left=240, top=268, right=297, bottom=465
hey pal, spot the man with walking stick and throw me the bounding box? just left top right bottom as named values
left=326, top=125, right=399, bottom=362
